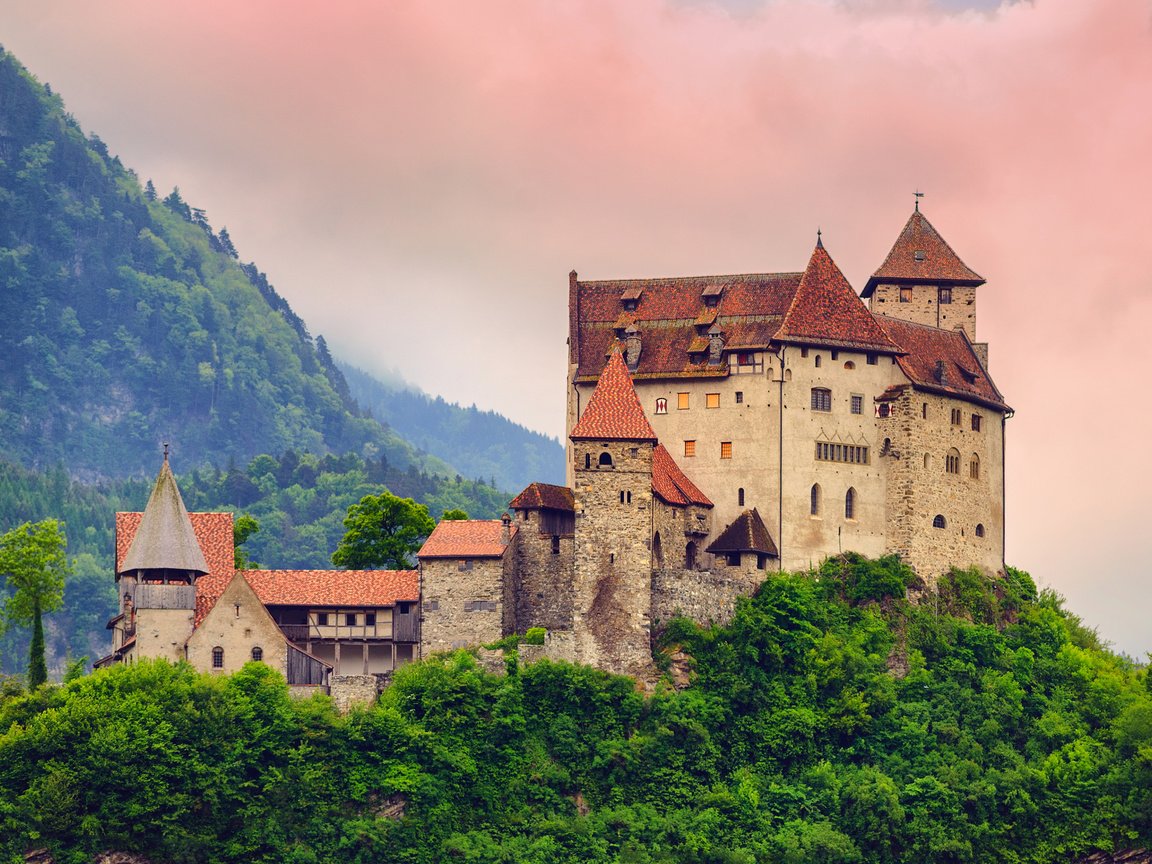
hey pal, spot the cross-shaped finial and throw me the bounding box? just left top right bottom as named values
left=914, top=190, right=925, bottom=212
left=816, top=227, right=823, bottom=249
left=163, top=442, right=169, bottom=462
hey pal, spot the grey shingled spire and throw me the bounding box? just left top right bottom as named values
left=119, top=452, right=209, bottom=575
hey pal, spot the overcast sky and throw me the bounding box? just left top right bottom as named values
left=2, top=0, right=1150, bottom=656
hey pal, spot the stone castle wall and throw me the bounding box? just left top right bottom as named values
left=869, top=282, right=978, bottom=342
left=420, top=556, right=507, bottom=655
left=571, top=439, right=656, bottom=678
left=881, top=388, right=1004, bottom=582
left=513, top=509, right=575, bottom=631
left=651, top=566, right=763, bottom=630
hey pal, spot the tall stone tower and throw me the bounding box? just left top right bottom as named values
left=569, top=347, right=658, bottom=678
left=115, top=451, right=209, bottom=662
left=863, top=205, right=986, bottom=359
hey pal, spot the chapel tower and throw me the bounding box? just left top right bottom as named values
left=114, top=450, right=209, bottom=662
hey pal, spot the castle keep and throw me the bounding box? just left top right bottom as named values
left=102, top=206, right=1010, bottom=684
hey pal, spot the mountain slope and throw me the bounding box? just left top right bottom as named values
left=340, top=363, right=564, bottom=491
left=0, top=48, right=440, bottom=480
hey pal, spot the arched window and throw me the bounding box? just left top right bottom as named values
left=975, top=523, right=986, bottom=538
left=685, top=541, right=697, bottom=570
left=933, top=514, right=947, bottom=529
left=844, top=360, right=856, bottom=370
left=655, top=397, right=668, bottom=415
left=212, top=646, right=224, bottom=669
left=946, top=448, right=961, bottom=474
left=970, top=454, right=980, bottom=480
left=784, top=369, right=793, bottom=382
left=653, top=532, right=663, bottom=568
left=810, top=483, right=821, bottom=516
left=923, top=453, right=931, bottom=470
left=598, top=452, right=614, bottom=468
left=845, top=487, right=856, bottom=520
left=738, top=487, right=745, bottom=506
left=251, top=646, right=263, bottom=663
left=815, top=354, right=822, bottom=368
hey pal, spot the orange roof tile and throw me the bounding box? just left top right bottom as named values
left=509, top=482, right=575, bottom=512
left=652, top=444, right=713, bottom=508
left=418, top=519, right=516, bottom=559
left=117, top=511, right=236, bottom=626
left=570, top=348, right=658, bottom=441
left=879, top=317, right=1010, bottom=411
left=864, top=209, right=984, bottom=297
left=774, top=241, right=902, bottom=353
left=244, top=569, right=418, bottom=607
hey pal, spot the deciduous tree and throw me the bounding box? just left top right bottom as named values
left=332, top=490, right=434, bottom=569
left=0, top=520, right=69, bottom=686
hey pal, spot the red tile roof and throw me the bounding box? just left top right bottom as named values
left=509, top=482, right=575, bottom=512
left=706, top=508, right=778, bottom=556
left=775, top=241, right=902, bottom=353
left=864, top=209, right=984, bottom=297
left=117, top=511, right=236, bottom=626
left=570, top=348, right=658, bottom=441
left=878, top=317, right=1009, bottom=411
left=573, top=272, right=801, bottom=381
left=418, top=519, right=516, bottom=559
left=244, top=569, right=419, bottom=607
left=652, top=444, right=713, bottom=508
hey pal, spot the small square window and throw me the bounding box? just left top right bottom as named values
left=720, top=441, right=732, bottom=459
left=706, top=393, right=720, bottom=409
left=345, top=613, right=358, bottom=626
left=851, top=394, right=863, bottom=415
left=684, top=440, right=696, bottom=457
left=735, top=391, right=743, bottom=404
left=899, top=287, right=912, bottom=303
left=867, top=353, right=878, bottom=365
left=316, top=613, right=329, bottom=627
left=365, top=612, right=376, bottom=626
left=939, top=287, right=952, bottom=304
left=971, top=414, right=982, bottom=432
left=677, top=392, right=690, bottom=410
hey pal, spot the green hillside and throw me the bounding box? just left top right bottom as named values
left=0, top=47, right=445, bottom=480
left=1, top=559, right=1149, bottom=863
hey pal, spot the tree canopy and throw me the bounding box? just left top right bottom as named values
left=331, top=490, right=435, bottom=569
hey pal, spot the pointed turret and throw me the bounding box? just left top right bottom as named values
left=118, top=452, right=209, bottom=579
left=570, top=346, right=657, bottom=442
left=864, top=208, right=985, bottom=341
left=863, top=209, right=984, bottom=297
left=774, top=240, right=901, bottom=353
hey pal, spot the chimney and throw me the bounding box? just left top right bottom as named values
left=708, top=325, right=725, bottom=366
left=500, top=512, right=512, bottom=545
left=624, top=325, right=641, bottom=371
left=933, top=360, right=947, bottom=385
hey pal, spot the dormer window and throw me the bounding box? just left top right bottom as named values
left=701, top=284, right=723, bottom=307
left=620, top=286, right=643, bottom=311
left=914, top=250, right=926, bottom=262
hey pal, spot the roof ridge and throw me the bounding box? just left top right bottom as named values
left=579, top=271, right=804, bottom=286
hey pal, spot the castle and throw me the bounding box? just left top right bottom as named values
left=100, top=205, right=1010, bottom=684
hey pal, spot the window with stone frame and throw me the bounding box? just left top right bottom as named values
left=939, top=286, right=952, bottom=304
left=946, top=448, right=961, bottom=474
left=845, top=487, right=857, bottom=520
left=811, top=388, right=832, bottom=412
left=810, top=483, right=821, bottom=516
left=970, top=454, right=980, bottom=480
left=251, top=646, right=263, bottom=662
left=212, top=646, right=224, bottom=668
left=720, top=441, right=732, bottom=459
left=735, top=391, right=743, bottom=404
left=851, top=394, right=863, bottom=415
left=683, top=440, right=696, bottom=457
left=951, top=408, right=962, bottom=426
left=971, top=413, right=982, bottom=432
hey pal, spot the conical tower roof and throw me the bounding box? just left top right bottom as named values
left=863, top=209, right=984, bottom=297
left=570, top=346, right=657, bottom=442
left=774, top=240, right=901, bottom=353
left=119, top=454, right=209, bottom=575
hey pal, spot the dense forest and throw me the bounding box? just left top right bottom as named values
left=341, top=364, right=564, bottom=492
left=1, top=558, right=1149, bottom=863
left=0, top=451, right=510, bottom=675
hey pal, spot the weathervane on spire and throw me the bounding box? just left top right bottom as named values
left=816, top=227, right=823, bottom=249
left=914, top=189, right=925, bottom=212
